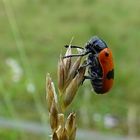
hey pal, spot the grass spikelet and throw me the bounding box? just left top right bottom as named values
left=52, top=132, right=59, bottom=140
left=46, top=73, right=56, bottom=112
left=65, top=113, right=76, bottom=137
left=50, top=99, right=58, bottom=132
left=57, top=56, right=65, bottom=94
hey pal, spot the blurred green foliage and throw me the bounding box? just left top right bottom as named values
left=0, top=0, right=140, bottom=139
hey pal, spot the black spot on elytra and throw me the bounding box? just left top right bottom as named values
left=105, top=52, right=109, bottom=57
left=106, top=69, right=114, bottom=79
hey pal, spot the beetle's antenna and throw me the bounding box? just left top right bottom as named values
left=65, top=45, right=84, bottom=50
left=63, top=54, right=84, bottom=58
left=65, top=36, right=84, bottom=50
left=63, top=51, right=90, bottom=58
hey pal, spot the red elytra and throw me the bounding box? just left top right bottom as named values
left=98, top=48, right=114, bottom=93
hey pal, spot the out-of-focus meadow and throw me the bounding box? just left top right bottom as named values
left=0, top=0, right=140, bottom=139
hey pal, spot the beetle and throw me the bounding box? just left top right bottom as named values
left=63, top=36, right=114, bottom=94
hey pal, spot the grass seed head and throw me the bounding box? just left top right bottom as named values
left=65, top=113, right=76, bottom=137
left=46, top=73, right=57, bottom=112
left=58, top=56, right=66, bottom=94
left=52, top=132, right=59, bottom=140
left=65, top=57, right=82, bottom=89
left=56, top=126, right=63, bottom=139
left=69, top=127, right=77, bottom=140
left=63, top=66, right=86, bottom=109
left=59, top=128, right=69, bottom=140
left=48, top=43, right=85, bottom=140
left=58, top=113, right=65, bottom=127
left=56, top=114, right=65, bottom=138
left=50, top=99, right=58, bottom=131
left=63, top=46, right=72, bottom=75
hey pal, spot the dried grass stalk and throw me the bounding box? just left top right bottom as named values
left=46, top=45, right=85, bottom=140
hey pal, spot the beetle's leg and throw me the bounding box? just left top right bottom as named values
left=65, top=45, right=84, bottom=50
left=81, top=75, right=96, bottom=84
left=84, top=75, right=96, bottom=80
left=80, top=60, right=91, bottom=68
left=81, top=67, right=98, bottom=84
left=82, top=75, right=103, bottom=86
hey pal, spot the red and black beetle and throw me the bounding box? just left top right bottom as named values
left=64, top=36, right=114, bottom=94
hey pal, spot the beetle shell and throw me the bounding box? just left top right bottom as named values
left=97, top=48, right=114, bottom=93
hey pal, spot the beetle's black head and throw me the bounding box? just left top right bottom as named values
left=85, top=36, right=108, bottom=53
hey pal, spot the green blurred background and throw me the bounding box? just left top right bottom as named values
left=0, top=0, right=140, bottom=139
